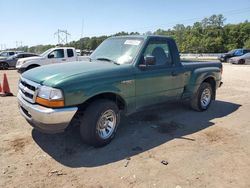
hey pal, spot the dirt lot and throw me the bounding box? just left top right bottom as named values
left=0, top=64, right=250, bottom=188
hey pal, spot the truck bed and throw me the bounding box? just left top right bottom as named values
left=181, top=61, right=222, bottom=70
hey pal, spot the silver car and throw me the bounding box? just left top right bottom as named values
left=229, top=53, right=250, bottom=64
left=0, top=52, right=38, bottom=69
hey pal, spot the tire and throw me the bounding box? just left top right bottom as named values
left=238, top=59, right=245, bottom=64
left=0, top=62, right=9, bottom=70
left=190, top=82, right=213, bottom=112
left=79, top=99, right=120, bottom=147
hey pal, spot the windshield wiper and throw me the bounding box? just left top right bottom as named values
left=96, top=57, right=120, bottom=65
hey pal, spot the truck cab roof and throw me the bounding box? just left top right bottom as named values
left=109, top=35, right=174, bottom=40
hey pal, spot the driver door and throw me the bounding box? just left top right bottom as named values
left=47, top=49, right=66, bottom=64
left=135, top=38, right=185, bottom=109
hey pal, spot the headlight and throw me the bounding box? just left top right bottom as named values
left=36, top=86, right=64, bottom=107
left=17, top=60, right=25, bottom=66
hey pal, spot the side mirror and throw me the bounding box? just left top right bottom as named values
left=145, top=55, right=156, bottom=65
left=139, top=55, right=156, bottom=69
left=48, top=54, right=55, bottom=59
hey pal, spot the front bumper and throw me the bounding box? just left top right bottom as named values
left=17, top=92, right=78, bottom=133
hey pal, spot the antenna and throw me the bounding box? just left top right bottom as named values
left=54, top=29, right=71, bottom=45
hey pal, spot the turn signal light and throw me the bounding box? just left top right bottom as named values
left=36, top=97, right=64, bottom=108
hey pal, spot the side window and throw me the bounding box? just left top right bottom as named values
left=243, top=49, right=250, bottom=54
left=67, top=49, right=74, bottom=57
left=48, top=49, right=64, bottom=58
left=143, top=40, right=172, bottom=66
left=9, top=52, right=15, bottom=56
left=1, top=52, right=7, bottom=56
left=234, top=49, right=243, bottom=56
left=24, top=54, right=31, bottom=58
left=17, top=54, right=24, bottom=58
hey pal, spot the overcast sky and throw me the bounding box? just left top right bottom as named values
left=0, top=0, right=250, bottom=48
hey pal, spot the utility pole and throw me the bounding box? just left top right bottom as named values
left=15, top=41, right=23, bottom=48
left=81, top=18, right=84, bottom=39
left=54, top=29, right=71, bottom=45
left=0, top=44, right=7, bottom=50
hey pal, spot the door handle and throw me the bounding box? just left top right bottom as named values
left=62, top=59, right=66, bottom=61
left=171, top=71, right=178, bottom=76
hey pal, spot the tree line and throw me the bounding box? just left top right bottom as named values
left=17, top=14, right=250, bottom=54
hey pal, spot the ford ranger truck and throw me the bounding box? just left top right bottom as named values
left=17, top=35, right=223, bottom=147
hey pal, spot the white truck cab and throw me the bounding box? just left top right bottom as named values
left=16, top=47, right=81, bottom=73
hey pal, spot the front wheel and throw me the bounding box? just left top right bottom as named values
left=0, top=62, right=9, bottom=70
left=191, top=82, right=213, bottom=111
left=79, top=99, right=120, bottom=147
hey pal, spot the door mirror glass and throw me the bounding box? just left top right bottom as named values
left=144, top=55, right=156, bottom=65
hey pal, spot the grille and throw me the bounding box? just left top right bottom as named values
left=18, top=77, right=40, bottom=103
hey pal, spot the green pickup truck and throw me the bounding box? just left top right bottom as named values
left=17, top=35, right=223, bottom=147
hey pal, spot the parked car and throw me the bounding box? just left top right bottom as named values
left=229, top=52, right=250, bottom=64
left=17, top=35, right=223, bottom=147
left=0, top=53, right=38, bottom=69
left=219, top=49, right=250, bottom=62
left=16, top=47, right=85, bottom=73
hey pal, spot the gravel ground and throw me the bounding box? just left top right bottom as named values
left=0, top=63, right=250, bottom=188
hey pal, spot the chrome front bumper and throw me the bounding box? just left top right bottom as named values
left=17, top=92, right=78, bottom=133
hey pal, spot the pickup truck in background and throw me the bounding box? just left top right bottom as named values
left=16, top=47, right=85, bottom=73
left=17, top=35, right=223, bottom=147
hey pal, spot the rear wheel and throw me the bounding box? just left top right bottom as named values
left=79, top=99, right=120, bottom=147
left=238, top=59, right=245, bottom=64
left=191, top=82, right=213, bottom=111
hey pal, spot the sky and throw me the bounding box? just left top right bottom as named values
left=0, top=0, right=250, bottom=48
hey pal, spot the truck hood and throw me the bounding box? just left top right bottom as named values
left=19, top=56, right=43, bottom=62
left=22, top=61, right=131, bottom=87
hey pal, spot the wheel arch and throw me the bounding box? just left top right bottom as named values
left=26, top=64, right=40, bottom=70
left=77, top=92, right=127, bottom=112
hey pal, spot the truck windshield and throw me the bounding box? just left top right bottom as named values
left=40, top=49, right=53, bottom=57
left=90, top=38, right=143, bottom=65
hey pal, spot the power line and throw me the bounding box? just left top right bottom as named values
left=84, top=7, right=250, bottom=37
left=54, top=29, right=71, bottom=44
